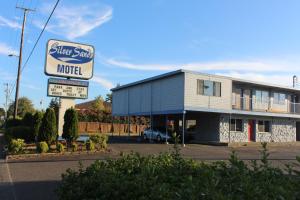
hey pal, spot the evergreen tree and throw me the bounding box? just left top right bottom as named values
left=38, top=108, right=57, bottom=144
left=62, top=108, right=79, bottom=145
left=33, top=111, right=43, bottom=139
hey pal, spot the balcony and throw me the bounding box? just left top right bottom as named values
left=232, top=96, right=300, bottom=115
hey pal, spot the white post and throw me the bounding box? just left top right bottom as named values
left=165, top=115, right=168, bottom=144
left=182, top=110, right=186, bottom=147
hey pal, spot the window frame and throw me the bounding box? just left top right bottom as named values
left=255, top=90, right=269, bottom=104
left=230, top=119, right=243, bottom=132
left=273, top=92, right=286, bottom=105
left=197, top=79, right=221, bottom=97
left=258, top=120, right=271, bottom=133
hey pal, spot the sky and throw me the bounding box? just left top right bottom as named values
left=1, top=0, right=300, bottom=110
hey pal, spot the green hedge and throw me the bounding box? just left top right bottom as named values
left=57, top=145, right=300, bottom=200
left=5, top=126, right=34, bottom=142
left=5, top=118, right=23, bottom=128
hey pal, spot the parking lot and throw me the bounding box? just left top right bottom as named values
left=1, top=136, right=300, bottom=200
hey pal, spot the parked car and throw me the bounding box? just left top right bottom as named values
left=143, top=128, right=171, bottom=142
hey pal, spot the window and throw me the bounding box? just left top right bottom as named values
left=273, top=93, right=286, bottom=105
left=230, top=119, right=243, bottom=132
left=197, top=79, right=221, bottom=97
left=255, top=90, right=269, bottom=103
left=258, top=120, right=270, bottom=132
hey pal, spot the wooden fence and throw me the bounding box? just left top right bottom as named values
left=78, top=122, right=148, bottom=136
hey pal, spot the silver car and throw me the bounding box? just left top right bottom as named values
left=143, top=128, right=171, bottom=142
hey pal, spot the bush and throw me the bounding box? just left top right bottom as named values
left=5, top=126, right=34, bottom=142
left=38, top=108, right=57, bottom=145
left=8, top=139, right=25, bottom=154
left=71, top=143, right=78, bottom=152
left=32, top=111, right=43, bottom=139
left=22, top=112, right=34, bottom=127
left=62, top=108, right=79, bottom=144
left=56, top=143, right=64, bottom=153
left=57, top=145, right=300, bottom=200
left=5, top=118, right=22, bottom=129
left=37, top=141, right=49, bottom=153
left=85, top=140, right=95, bottom=151
left=90, top=134, right=108, bottom=150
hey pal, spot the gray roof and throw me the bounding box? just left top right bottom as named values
left=111, top=69, right=300, bottom=92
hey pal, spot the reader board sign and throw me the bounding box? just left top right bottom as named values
left=45, top=39, right=94, bottom=80
left=47, top=78, right=89, bottom=99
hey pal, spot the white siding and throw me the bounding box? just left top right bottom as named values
left=184, top=72, right=232, bottom=110
left=112, top=74, right=184, bottom=116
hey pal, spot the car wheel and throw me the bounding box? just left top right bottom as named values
left=143, top=134, right=148, bottom=140
left=156, top=135, right=161, bottom=142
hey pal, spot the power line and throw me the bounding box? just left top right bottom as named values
left=8, top=0, right=61, bottom=100
left=21, top=0, right=60, bottom=73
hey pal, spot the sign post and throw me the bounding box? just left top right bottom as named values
left=45, top=39, right=94, bottom=136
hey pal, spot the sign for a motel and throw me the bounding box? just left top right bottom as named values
left=47, top=78, right=89, bottom=99
left=45, top=39, right=94, bottom=80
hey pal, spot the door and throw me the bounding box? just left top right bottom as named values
left=248, top=120, right=255, bottom=141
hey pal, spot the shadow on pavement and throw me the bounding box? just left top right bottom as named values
left=12, top=180, right=60, bottom=200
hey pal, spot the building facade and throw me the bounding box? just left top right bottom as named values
left=111, top=70, right=300, bottom=143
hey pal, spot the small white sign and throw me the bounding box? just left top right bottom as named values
left=48, top=83, right=88, bottom=99
left=45, top=39, right=94, bottom=79
left=47, top=78, right=89, bottom=99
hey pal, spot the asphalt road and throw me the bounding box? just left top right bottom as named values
left=1, top=136, right=300, bottom=200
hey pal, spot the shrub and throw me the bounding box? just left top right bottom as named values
left=57, top=145, right=300, bottom=200
left=38, top=108, right=57, bottom=145
left=8, top=139, right=25, bottom=154
left=62, top=108, right=79, bottom=145
left=85, top=140, right=95, bottom=151
left=22, top=112, right=34, bottom=127
left=90, top=134, right=108, bottom=150
left=71, top=143, right=78, bottom=152
left=5, top=126, right=34, bottom=142
left=56, top=143, right=64, bottom=153
left=5, top=118, right=22, bottom=129
left=32, top=111, right=43, bottom=139
left=37, top=141, right=49, bottom=153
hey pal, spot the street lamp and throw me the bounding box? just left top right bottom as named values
left=8, top=53, right=19, bottom=57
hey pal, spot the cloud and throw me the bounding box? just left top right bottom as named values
left=91, top=76, right=114, bottom=90
left=0, top=16, right=21, bottom=29
left=22, top=83, right=41, bottom=90
left=216, top=71, right=294, bottom=87
left=0, top=43, right=17, bottom=56
left=0, top=69, right=15, bottom=81
left=35, top=3, right=112, bottom=39
left=104, top=57, right=300, bottom=73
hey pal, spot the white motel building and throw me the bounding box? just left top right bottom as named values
left=111, top=69, right=300, bottom=144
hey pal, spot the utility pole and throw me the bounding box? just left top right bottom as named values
left=13, top=6, right=34, bottom=119
left=3, top=83, right=12, bottom=119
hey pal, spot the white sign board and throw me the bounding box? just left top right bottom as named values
left=47, top=78, right=88, bottom=99
left=45, top=39, right=94, bottom=79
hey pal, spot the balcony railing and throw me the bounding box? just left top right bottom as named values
left=232, top=96, right=300, bottom=115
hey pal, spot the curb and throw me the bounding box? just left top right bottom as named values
left=228, top=142, right=300, bottom=148
left=6, top=149, right=111, bottom=161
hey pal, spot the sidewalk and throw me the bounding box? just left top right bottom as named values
left=0, top=133, right=16, bottom=200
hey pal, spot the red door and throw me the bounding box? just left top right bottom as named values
left=248, top=120, right=255, bottom=141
